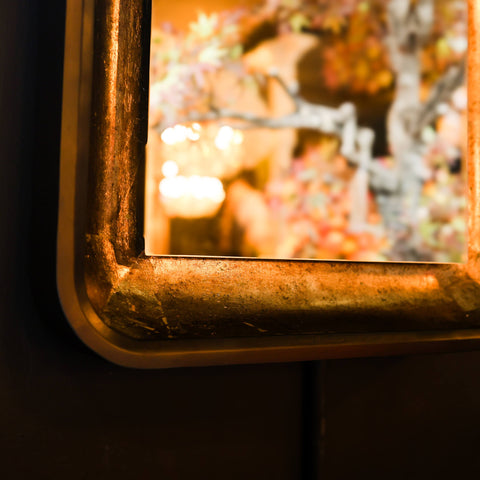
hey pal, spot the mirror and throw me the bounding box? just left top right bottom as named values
left=145, top=0, right=467, bottom=262
left=58, top=0, right=480, bottom=368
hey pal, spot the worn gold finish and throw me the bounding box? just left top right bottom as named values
left=58, top=0, right=480, bottom=368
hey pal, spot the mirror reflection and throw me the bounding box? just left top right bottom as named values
left=145, top=0, right=467, bottom=262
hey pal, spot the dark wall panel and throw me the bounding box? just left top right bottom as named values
left=323, top=353, right=480, bottom=479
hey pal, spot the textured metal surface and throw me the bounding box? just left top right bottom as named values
left=468, top=0, right=480, bottom=276
left=58, top=0, right=480, bottom=367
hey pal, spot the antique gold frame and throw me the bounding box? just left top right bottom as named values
left=58, top=0, right=480, bottom=368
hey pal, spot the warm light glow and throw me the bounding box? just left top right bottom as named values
left=155, top=122, right=246, bottom=218
left=161, top=160, right=179, bottom=178
left=159, top=122, right=245, bottom=180
left=159, top=175, right=226, bottom=218
left=161, top=124, right=202, bottom=145
left=214, top=125, right=244, bottom=150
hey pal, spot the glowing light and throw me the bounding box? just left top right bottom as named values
left=159, top=175, right=226, bottom=218
left=159, top=123, right=245, bottom=180
left=162, top=160, right=179, bottom=178
left=214, top=125, right=243, bottom=150
left=233, top=130, right=244, bottom=145
left=161, top=124, right=202, bottom=145
left=215, top=125, right=235, bottom=150
left=187, top=129, right=200, bottom=141
left=161, top=126, right=184, bottom=145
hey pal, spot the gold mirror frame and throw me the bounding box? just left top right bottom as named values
left=58, top=0, right=480, bottom=368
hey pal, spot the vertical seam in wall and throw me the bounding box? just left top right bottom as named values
left=301, top=360, right=324, bottom=480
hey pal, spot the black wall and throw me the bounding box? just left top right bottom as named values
left=1, top=2, right=480, bottom=478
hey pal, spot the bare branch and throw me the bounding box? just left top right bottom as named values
left=267, top=70, right=302, bottom=110
left=154, top=74, right=360, bottom=161
left=414, top=61, right=465, bottom=137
